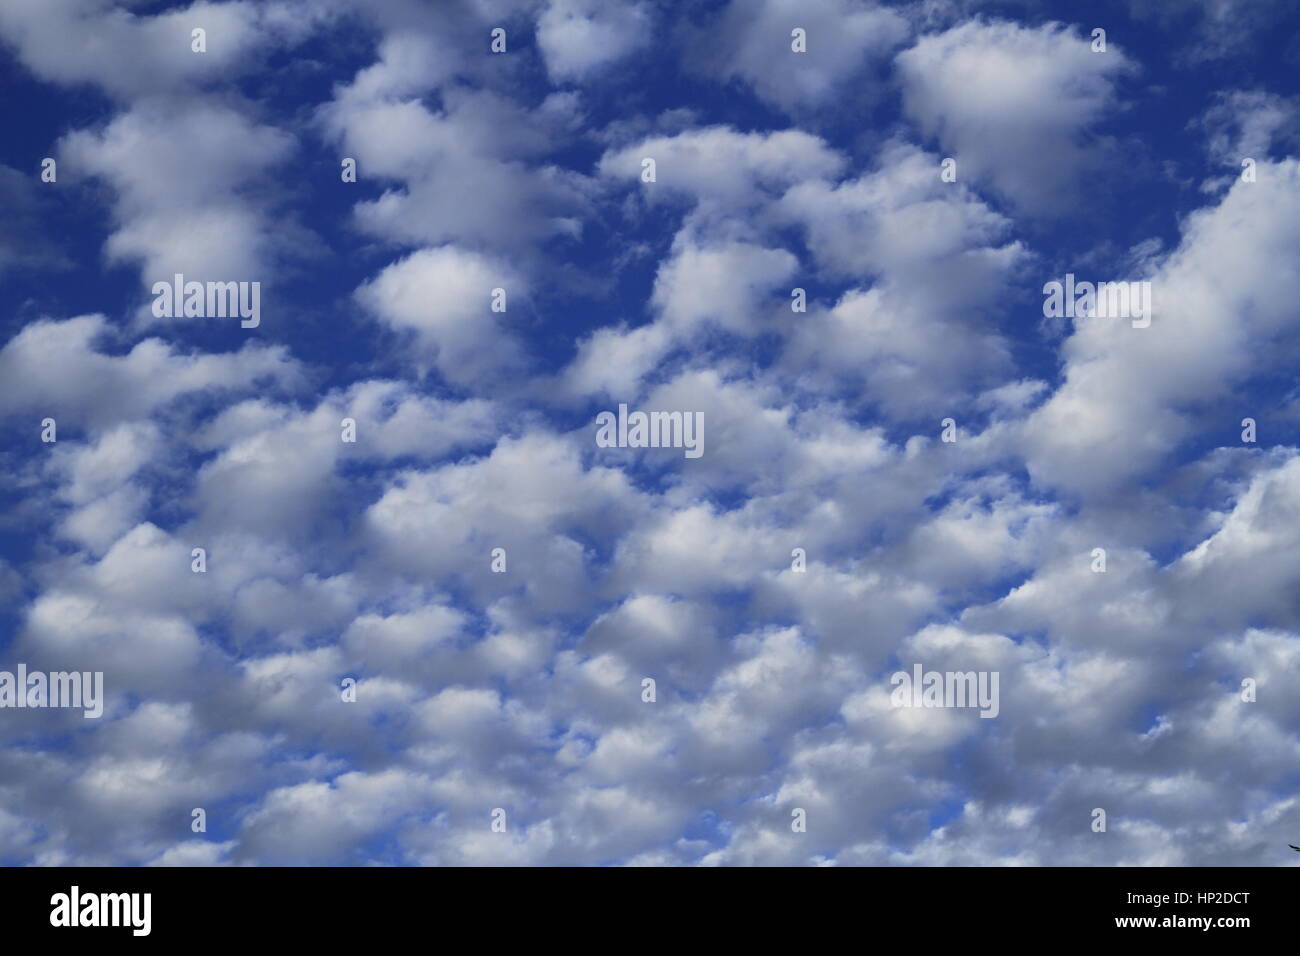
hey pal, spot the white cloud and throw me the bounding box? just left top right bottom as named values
left=61, top=98, right=299, bottom=284
left=896, top=19, right=1134, bottom=214
left=0, top=315, right=300, bottom=428
left=689, top=0, right=910, bottom=112
left=355, top=246, right=525, bottom=386
left=1196, top=90, right=1299, bottom=168
left=536, top=0, right=652, bottom=82
left=598, top=125, right=844, bottom=212
left=0, top=0, right=300, bottom=101
left=4, top=1, right=1298, bottom=869
left=321, top=78, right=592, bottom=255
left=1021, top=159, right=1300, bottom=493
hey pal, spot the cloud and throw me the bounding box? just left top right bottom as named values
left=1021, top=159, right=1300, bottom=493
left=236, top=769, right=435, bottom=864
left=777, top=141, right=1026, bottom=414
left=320, top=66, right=592, bottom=256
left=598, top=125, right=845, bottom=213
left=0, top=0, right=283, bottom=100
left=3, top=0, right=1299, bottom=869
left=355, top=246, right=526, bottom=386
left=685, top=0, right=910, bottom=113
left=536, top=0, right=653, bottom=82
left=0, top=315, right=300, bottom=428
left=896, top=19, right=1134, bottom=214
left=60, top=98, right=299, bottom=286
left=1195, top=90, right=1300, bottom=169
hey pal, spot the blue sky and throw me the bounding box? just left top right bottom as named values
left=1, top=0, right=1298, bottom=865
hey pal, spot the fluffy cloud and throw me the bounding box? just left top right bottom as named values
left=0, top=315, right=300, bottom=428
left=536, top=0, right=653, bottom=82
left=896, top=19, right=1134, bottom=214
left=1021, top=159, right=1300, bottom=493
left=355, top=246, right=526, bottom=386
left=0, top=0, right=318, bottom=101
left=2, top=0, right=1297, bottom=870
left=61, top=98, right=300, bottom=284
left=686, top=0, right=910, bottom=113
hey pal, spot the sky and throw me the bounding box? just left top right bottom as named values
left=0, top=0, right=1298, bottom=866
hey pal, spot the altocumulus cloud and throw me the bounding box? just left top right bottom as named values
left=0, top=0, right=1298, bottom=867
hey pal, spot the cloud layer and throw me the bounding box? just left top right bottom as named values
left=1, top=0, right=1298, bottom=866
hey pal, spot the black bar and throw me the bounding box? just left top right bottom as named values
left=1, top=865, right=1284, bottom=942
